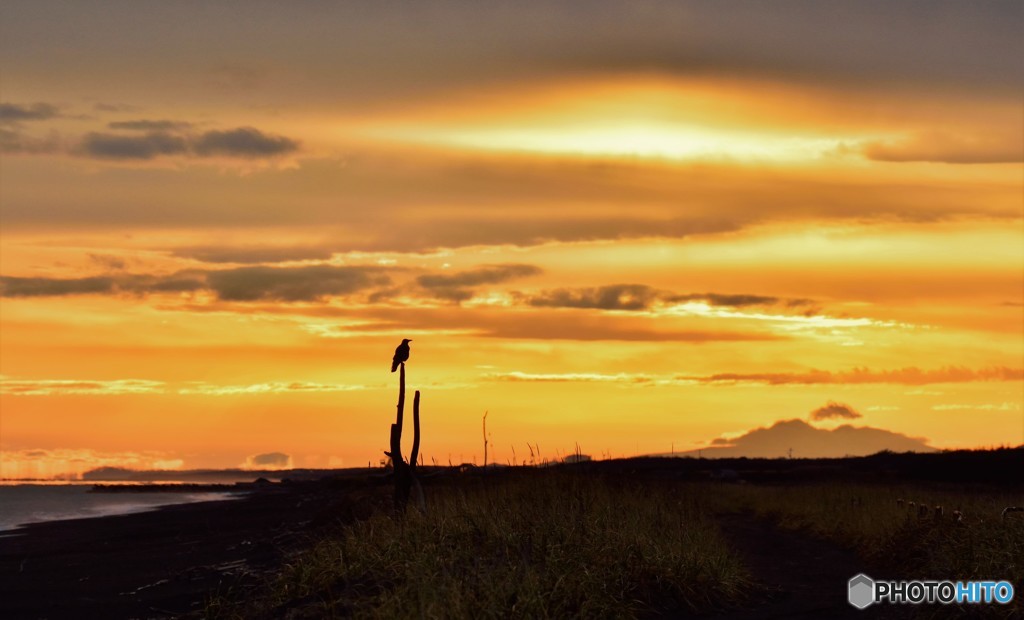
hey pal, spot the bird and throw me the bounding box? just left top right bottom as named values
left=391, top=339, right=412, bottom=372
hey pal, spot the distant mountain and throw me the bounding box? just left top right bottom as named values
left=674, top=418, right=935, bottom=459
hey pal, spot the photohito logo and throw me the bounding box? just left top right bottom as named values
left=848, top=574, right=1015, bottom=609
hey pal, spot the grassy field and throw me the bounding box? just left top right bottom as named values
left=206, top=464, right=1023, bottom=619
left=711, top=482, right=1024, bottom=615
left=207, top=472, right=753, bottom=619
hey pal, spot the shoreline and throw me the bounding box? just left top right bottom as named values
left=0, top=475, right=389, bottom=619
left=0, top=485, right=250, bottom=535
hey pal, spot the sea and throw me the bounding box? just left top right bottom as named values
left=0, top=482, right=241, bottom=533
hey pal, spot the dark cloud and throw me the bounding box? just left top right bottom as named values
left=680, top=419, right=934, bottom=459
left=87, top=253, right=127, bottom=270
left=170, top=245, right=334, bottom=264
left=144, top=273, right=207, bottom=293
left=192, top=127, right=298, bottom=158
left=681, top=366, right=1024, bottom=385
left=4, top=2, right=1017, bottom=107
left=809, top=401, right=862, bottom=422
left=669, top=293, right=780, bottom=307
left=108, top=119, right=192, bottom=131
left=417, top=264, right=541, bottom=289
left=0, top=272, right=208, bottom=297
left=1, top=276, right=118, bottom=297
left=74, top=126, right=299, bottom=161
left=206, top=265, right=390, bottom=302
left=245, top=452, right=291, bottom=469
left=0, top=102, right=59, bottom=123
left=78, top=131, right=188, bottom=160
left=422, top=286, right=476, bottom=303
left=526, top=284, right=659, bottom=311
left=1, top=265, right=388, bottom=302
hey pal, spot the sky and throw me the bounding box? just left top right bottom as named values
left=1, top=1, right=1022, bottom=477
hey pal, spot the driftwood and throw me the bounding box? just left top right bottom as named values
left=384, top=363, right=424, bottom=514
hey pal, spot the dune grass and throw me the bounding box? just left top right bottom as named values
left=207, top=472, right=752, bottom=619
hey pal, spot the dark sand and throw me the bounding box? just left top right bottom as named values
left=0, top=477, right=389, bottom=620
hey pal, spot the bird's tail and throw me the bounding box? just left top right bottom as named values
left=391, top=361, right=399, bottom=372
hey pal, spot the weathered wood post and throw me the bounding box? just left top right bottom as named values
left=384, top=362, right=423, bottom=514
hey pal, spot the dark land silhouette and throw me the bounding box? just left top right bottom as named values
left=0, top=447, right=1020, bottom=619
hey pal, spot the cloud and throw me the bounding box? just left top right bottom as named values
left=669, top=293, right=790, bottom=308
left=0, top=375, right=377, bottom=397
left=0, top=272, right=207, bottom=297
left=0, top=265, right=391, bottom=302
left=682, top=366, right=1024, bottom=385
left=809, top=401, right=862, bottom=421
left=526, top=284, right=659, bottom=311
left=87, top=253, right=127, bottom=270
left=416, top=264, right=542, bottom=303
left=931, top=403, right=1019, bottom=412
left=0, top=102, right=59, bottom=123
left=0, top=276, right=121, bottom=297
left=381, top=215, right=744, bottom=254
left=297, top=306, right=782, bottom=343
left=521, top=285, right=814, bottom=313
left=8, top=2, right=1017, bottom=107
left=78, top=131, right=188, bottom=160
left=683, top=418, right=934, bottom=459
left=0, top=448, right=186, bottom=479
left=74, top=126, right=299, bottom=161
left=243, top=452, right=292, bottom=470
left=417, top=264, right=542, bottom=288
left=170, top=245, right=335, bottom=264
left=3, top=148, right=1015, bottom=243
left=206, top=265, right=390, bottom=301
left=0, top=377, right=165, bottom=396
left=862, top=131, right=1022, bottom=164
left=178, top=381, right=375, bottom=395
left=486, top=371, right=656, bottom=384
left=192, top=127, right=298, bottom=158
left=108, top=119, right=192, bottom=131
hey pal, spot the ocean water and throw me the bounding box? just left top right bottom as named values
left=0, top=484, right=240, bottom=532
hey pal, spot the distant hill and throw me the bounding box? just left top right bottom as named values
left=670, top=418, right=935, bottom=459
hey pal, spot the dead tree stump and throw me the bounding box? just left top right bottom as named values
left=384, top=363, right=424, bottom=514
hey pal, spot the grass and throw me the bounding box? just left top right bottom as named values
left=205, top=470, right=1023, bottom=618
left=207, top=472, right=753, bottom=619
left=710, top=482, right=1024, bottom=617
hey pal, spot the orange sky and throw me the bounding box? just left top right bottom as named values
left=1, top=1, right=1022, bottom=478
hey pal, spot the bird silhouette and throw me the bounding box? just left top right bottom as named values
left=391, top=339, right=412, bottom=372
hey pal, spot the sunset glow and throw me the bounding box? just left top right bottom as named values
left=1, top=1, right=1021, bottom=478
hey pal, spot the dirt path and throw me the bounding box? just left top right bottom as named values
left=712, top=511, right=885, bottom=619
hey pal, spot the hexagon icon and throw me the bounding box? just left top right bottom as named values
left=848, top=573, right=875, bottom=609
